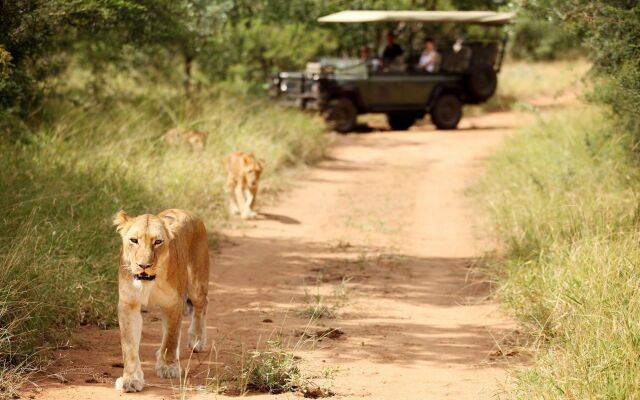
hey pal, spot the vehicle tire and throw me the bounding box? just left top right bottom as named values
left=387, top=112, right=417, bottom=131
left=323, top=98, right=357, bottom=133
left=466, top=65, right=497, bottom=101
left=431, top=94, right=462, bottom=130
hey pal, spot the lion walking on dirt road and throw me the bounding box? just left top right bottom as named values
left=112, top=209, right=209, bottom=393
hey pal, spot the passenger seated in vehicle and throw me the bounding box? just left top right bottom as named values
left=360, top=45, right=381, bottom=72
left=418, top=38, right=440, bottom=72
left=381, top=32, right=404, bottom=68
left=360, top=45, right=370, bottom=61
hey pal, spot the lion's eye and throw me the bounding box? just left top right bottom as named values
left=129, top=238, right=138, bottom=244
left=154, top=239, right=163, bottom=246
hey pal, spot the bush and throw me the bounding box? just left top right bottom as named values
left=521, top=1, right=640, bottom=137
left=509, top=14, right=581, bottom=61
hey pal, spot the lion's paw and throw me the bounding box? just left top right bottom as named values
left=241, top=210, right=258, bottom=220
left=189, top=335, right=207, bottom=353
left=156, top=360, right=181, bottom=379
left=115, top=376, right=144, bottom=392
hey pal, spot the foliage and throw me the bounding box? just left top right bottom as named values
left=0, top=0, right=152, bottom=116
left=508, top=12, right=581, bottom=61
left=477, top=106, right=640, bottom=398
left=518, top=1, right=640, bottom=136
left=0, top=0, right=515, bottom=121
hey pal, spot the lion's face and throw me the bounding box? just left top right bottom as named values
left=243, top=155, right=265, bottom=187
left=113, top=211, right=171, bottom=278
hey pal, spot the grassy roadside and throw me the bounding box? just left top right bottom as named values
left=0, top=77, right=326, bottom=396
left=476, top=104, right=640, bottom=398
left=476, top=59, right=590, bottom=112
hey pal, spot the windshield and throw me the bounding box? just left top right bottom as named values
left=318, top=57, right=368, bottom=77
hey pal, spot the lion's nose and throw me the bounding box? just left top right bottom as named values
left=138, top=263, right=152, bottom=270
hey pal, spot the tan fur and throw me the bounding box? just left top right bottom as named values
left=163, top=128, right=208, bottom=151
left=112, top=209, right=209, bottom=393
left=224, top=152, right=266, bottom=219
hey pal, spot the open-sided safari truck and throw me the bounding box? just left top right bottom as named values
left=272, top=10, right=514, bottom=132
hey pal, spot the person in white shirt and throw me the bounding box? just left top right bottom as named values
left=418, top=38, right=439, bottom=72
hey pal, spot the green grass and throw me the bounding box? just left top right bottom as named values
left=240, top=338, right=302, bottom=394
left=475, top=59, right=591, bottom=112
left=204, top=331, right=334, bottom=397
left=500, top=60, right=590, bottom=100
left=300, top=277, right=350, bottom=319
left=236, top=336, right=334, bottom=397
left=476, top=105, right=640, bottom=399
left=0, top=72, right=326, bottom=396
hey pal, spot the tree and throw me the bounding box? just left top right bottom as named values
left=517, top=0, right=640, bottom=135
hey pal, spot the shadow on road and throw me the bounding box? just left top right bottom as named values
left=256, top=212, right=301, bottom=225
left=41, top=234, right=521, bottom=395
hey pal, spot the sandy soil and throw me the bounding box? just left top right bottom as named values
left=32, top=109, right=529, bottom=399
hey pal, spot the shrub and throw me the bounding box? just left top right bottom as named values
left=509, top=14, right=581, bottom=61
left=521, top=1, right=640, bottom=137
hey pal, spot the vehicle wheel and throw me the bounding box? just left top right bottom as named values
left=387, top=112, right=417, bottom=131
left=323, top=98, right=357, bottom=133
left=466, top=65, right=497, bottom=101
left=431, top=94, right=462, bottom=130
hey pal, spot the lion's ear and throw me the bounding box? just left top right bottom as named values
left=161, top=220, right=177, bottom=241
left=258, top=158, right=266, bottom=169
left=113, top=210, right=132, bottom=236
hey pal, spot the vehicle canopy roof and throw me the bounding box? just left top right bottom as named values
left=318, top=10, right=514, bottom=25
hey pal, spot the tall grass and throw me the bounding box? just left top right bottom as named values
left=477, top=105, right=640, bottom=398
left=499, top=60, right=590, bottom=101
left=0, top=74, right=326, bottom=395
left=477, top=60, right=591, bottom=112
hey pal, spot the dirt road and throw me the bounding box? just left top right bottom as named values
left=37, top=110, right=526, bottom=399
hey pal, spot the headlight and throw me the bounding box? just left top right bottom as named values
left=280, top=82, right=288, bottom=92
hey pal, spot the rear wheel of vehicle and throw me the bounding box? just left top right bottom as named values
left=387, top=112, right=417, bottom=131
left=431, top=94, right=462, bottom=130
left=466, top=65, right=497, bottom=101
left=323, top=98, right=357, bottom=133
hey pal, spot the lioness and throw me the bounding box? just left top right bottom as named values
left=163, top=127, right=208, bottom=151
left=224, top=152, right=265, bottom=219
left=113, top=209, right=209, bottom=393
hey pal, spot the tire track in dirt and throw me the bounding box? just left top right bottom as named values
left=35, top=110, right=529, bottom=399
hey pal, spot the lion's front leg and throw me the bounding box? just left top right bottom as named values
left=241, top=187, right=258, bottom=219
left=234, top=183, right=249, bottom=218
left=115, top=301, right=144, bottom=392
left=156, top=298, right=182, bottom=379
left=226, top=178, right=241, bottom=215
left=246, top=186, right=258, bottom=211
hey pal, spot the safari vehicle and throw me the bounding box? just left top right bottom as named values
left=272, top=10, right=514, bottom=132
